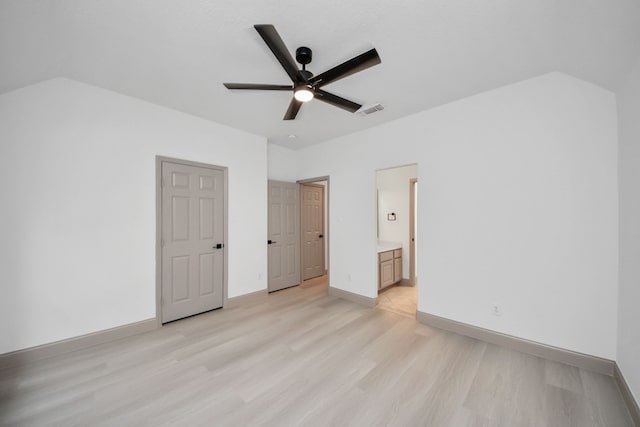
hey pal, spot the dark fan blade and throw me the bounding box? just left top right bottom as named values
left=314, top=89, right=361, bottom=113
left=224, top=83, right=293, bottom=90
left=309, top=48, right=381, bottom=87
left=283, top=98, right=302, bottom=120
left=254, top=25, right=305, bottom=84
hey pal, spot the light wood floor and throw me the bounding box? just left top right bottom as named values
left=378, top=284, right=417, bottom=319
left=0, top=278, right=634, bottom=427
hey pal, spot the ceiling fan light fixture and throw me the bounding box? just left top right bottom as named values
left=223, top=25, right=381, bottom=119
left=294, top=86, right=314, bottom=102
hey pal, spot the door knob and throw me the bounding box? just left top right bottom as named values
left=268, top=240, right=277, bottom=245
left=213, top=243, right=224, bottom=249
left=318, top=234, right=323, bottom=238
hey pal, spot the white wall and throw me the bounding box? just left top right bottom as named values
left=297, top=72, right=619, bottom=359
left=377, top=165, right=418, bottom=279
left=0, top=78, right=268, bottom=354
left=617, top=56, right=640, bottom=402
left=267, top=143, right=298, bottom=182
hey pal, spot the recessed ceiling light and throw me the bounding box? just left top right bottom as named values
left=288, top=134, right=297, bottom=139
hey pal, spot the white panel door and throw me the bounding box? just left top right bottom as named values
left=302, top=184, right=324, bottom=280
left=268, top=180, right=300, bottom=292
left=161, top=161, right=224, bottom=323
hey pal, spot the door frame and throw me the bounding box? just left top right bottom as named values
left=297, top=176, right=330, bottom=285
left=409, top=178, right=418, bottom=286
left=155, top=156, right=229, bottom=327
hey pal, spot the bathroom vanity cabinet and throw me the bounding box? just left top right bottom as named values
left=378, top=248, right=402, bottom=289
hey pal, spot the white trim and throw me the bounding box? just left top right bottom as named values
left=225, top=289, right=268, bottom=308
left=417, top=311, right=614, bottom=375
left=614, top=363, right=640, bottom=426
left=329, top=286, right=377, bottom=308
left=0, top=318, right=157, bottom=367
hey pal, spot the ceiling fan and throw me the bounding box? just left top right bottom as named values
left=223, top=24, right=382, bottom=120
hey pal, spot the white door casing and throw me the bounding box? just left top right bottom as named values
left=410, top=178, right=418, bottom=286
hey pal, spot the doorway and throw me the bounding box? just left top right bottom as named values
left=267, top=177, right=330, bottom=292
left=157, top=157, right=227, bottom=324
left=375, top=165, right=418, bottom=318
left=301, top=183, right=325, bottom=280
left=267, top=180, right=302, bottom=292
left=298, top=177, right=329, bottom=286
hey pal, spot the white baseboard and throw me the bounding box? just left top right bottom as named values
left=417, top=311, right=614, bottom=375
left=614, top=363, right=640, bottom=427
left=329, top=286, right=377, bottom=308
left=225, top=289, right=268, bottom=308
left=0, top=318, right=157, bottom=367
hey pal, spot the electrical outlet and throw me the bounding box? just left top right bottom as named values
left=490, top=304, right=502, bottom=317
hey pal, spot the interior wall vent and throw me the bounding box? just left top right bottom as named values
left=358, top=103, right=384, bottom=116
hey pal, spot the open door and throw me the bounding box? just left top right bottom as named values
left=301, top=183, right=325, bottom=280
left=267, top=180, right=301, bottom=292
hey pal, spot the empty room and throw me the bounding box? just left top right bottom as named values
left=1, top=1, right=639, bottom=426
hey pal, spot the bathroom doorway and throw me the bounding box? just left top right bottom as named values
left=375, top=165, right=418, bottom=318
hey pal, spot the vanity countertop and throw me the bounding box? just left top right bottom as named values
left=377, top=241, right=402, bottom=253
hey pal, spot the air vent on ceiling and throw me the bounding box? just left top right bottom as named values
left=358, top=103, right=384, bottom=116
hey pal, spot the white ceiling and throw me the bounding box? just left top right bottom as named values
left=1, top=0, right=639, bottom=149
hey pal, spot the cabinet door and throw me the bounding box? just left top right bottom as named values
left=380, top=260, right=394, bottom=288
left=394, top=257, right=402, bottom=283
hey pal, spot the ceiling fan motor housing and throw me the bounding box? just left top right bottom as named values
left=296, top=46, right=312, bottom=65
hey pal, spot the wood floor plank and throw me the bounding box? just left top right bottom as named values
left=545, top=359, right=585, bottom=395
left=0, top=276, right=634, bottom=427
left=580, top=369, right=635, bottom=426
left=543, top=385, right=592, bottom=427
